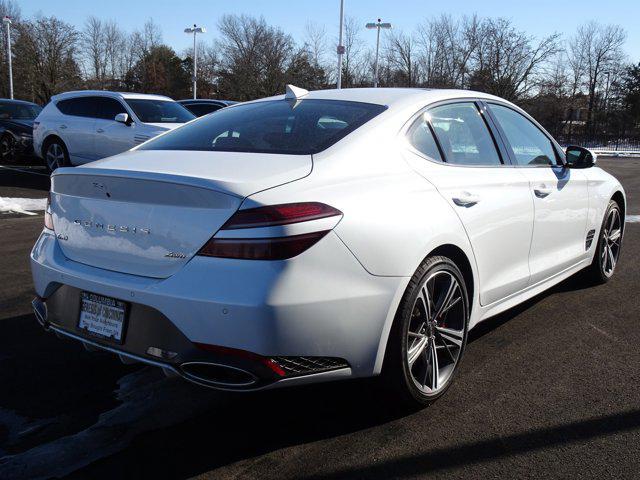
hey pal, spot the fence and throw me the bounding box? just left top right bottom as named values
left=558, top=135, right=640, bottom=154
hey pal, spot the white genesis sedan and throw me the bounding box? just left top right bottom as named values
left=30, top=86, right=625, bottom=406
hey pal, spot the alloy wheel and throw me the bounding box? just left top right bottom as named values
left=406, top=270, right=466, bottom=396
left=601, top=206, right=622, bottom=277
left=0, top=135, right=14, bottom=159
left=46, top=143, right=65, bottom=171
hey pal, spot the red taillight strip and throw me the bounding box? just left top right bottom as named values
left=222, top=202, right=342, bottom=230
left=197, top=230, right=329, bottom=260
left=44, top=192, right=54, bottom=231
left=193, top=343, right=286, bottom=377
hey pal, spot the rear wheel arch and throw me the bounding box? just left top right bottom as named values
left=42, top=135, right=67, bottom=158
left=427, top=244, right=475, bottom=313
left=377, top=242, right=475, bottom=373
left=612, top=191, right=625, bottom=226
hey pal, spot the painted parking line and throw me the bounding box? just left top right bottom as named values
left=626, top=215, right=640, bottom=223
left=0, top=164, right=50, bottom=177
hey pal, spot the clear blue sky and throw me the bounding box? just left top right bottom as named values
left=20, top=0, right=640, bottom=62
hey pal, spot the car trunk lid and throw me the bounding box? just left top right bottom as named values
left=50, top=150, right=312, bottom=278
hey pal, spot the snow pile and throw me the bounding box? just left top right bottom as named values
left=0, top=197, right=47, bottom=216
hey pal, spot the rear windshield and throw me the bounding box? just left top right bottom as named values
left=138, top=99, right=387, bottom=155
left=125, top=99, right=195, bottom=124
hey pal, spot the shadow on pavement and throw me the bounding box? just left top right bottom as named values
left=300, top=408, right=640, bottom=479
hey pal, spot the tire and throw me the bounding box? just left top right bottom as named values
left=383, top=255, right=470, bottom=408
left=586, top=199, right=623, bottom=284
left=44, top=138, right=70, bottom=172
left=0, top=133, right=15, bottom=162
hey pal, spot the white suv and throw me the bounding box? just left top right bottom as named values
left=33, top=91, right=195, bottom=170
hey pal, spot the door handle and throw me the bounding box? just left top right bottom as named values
left=534, top=184, right=553, bottom=198
left=452, top=192, right=481, bottom=207
left=59, top=124, right=67, bottom=129
left=96, top=128, right=104, bottom=133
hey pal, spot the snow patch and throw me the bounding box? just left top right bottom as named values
left=0, top=197, right=47, bottom=216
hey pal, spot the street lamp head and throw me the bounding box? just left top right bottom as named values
left=2, top=16, right=12, bottom=25
left=365, top=20, right=393, bottom=29
left=184, top=26, right=206, bottom=34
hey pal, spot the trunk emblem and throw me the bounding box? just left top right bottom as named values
left=165, top=252, right=187, bottom=259
left=73, top=219, right=150, bottom=235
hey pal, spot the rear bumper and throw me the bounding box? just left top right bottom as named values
left=30, top=230, right=408, bottom=389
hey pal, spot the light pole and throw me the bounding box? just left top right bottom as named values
left=336, top=0, right=345, bottom=89
left=3, top=16, right=13, bottom=99
left=366, top=19, right=392, bottom=88
left=184, top=24, right=206, bottom=99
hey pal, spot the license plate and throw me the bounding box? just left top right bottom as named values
left=78, top=292, right=127, bottom=343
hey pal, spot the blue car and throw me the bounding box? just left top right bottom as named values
left=0, top=98, right=42, bottom=163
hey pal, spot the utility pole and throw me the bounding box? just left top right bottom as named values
left=336, top=0, right=345, bottom=89
left=3, top=16, right=13, bottom=99
left=184, top=24, right=206, bottom=99
left=366, top=19, right=392, bottom=88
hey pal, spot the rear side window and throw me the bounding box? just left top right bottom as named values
left=429, top=103, right=502, bottom=166
left=138, top=99, right=387, bottom=155
left=407, top=113, right=443, bottom=162
left=95, top=97, right=127, bottom=120
left=185, top=103, right=222, bottom=117
left=489, top=104, right=559, bottom=166
left=56, top=97, right=98, bottom=118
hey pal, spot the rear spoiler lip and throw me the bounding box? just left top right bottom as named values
left=51, top=166, right=244, bottom=200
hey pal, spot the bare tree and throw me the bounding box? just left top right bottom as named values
left=471, top=18, right=560, bottom=100
left=569, top=22, right=627, bottom=133
left=339, top=16, right=368, bottom=87
left=416, top=14, right=480, bottom=88
left=13, top=15, right=81, bottom=103
left=304, top=21, right=327, bottom=69
left=82, top=16, right=107, bottom=87
left=385, top=30, right=419, bottom=86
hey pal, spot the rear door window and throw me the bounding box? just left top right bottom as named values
left=56, top=97, right=98, bottom=118
left=428, top=103, right=502, bottom=166
left=138, top=99, right=387, bottom=155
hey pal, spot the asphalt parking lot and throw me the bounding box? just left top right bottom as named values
left=0, top=158, right=639, bottom=479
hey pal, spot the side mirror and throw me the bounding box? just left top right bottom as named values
left=565, top=145, right=596, bottom=169
left=115, top=113, right=132, bottom=126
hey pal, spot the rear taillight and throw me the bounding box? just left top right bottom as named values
left=197, top=202, right=342, bottom=260
left=222, top=202, right=341, bottom=229
left=44, top=193, right=54, bottom=231
left=198, top=231, right=330, bottom=260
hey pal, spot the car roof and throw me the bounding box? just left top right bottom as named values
left=0, top=98, right=40, bottom=106
left=253, top=87, right=506, bottom=110
left=178, top=99, right=237, bottom=105
left=51, top=91, right=174, bottom=102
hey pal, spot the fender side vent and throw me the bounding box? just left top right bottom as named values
left=585, top=229, right=596, bottom=250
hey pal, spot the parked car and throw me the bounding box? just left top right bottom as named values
left=33, top=91, right=195, bottom=171
left=0, top=99, right=42, bottom=163
left=179, top=99, right=238, bottom=117
left=31, top=86, right=625, bottom=407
